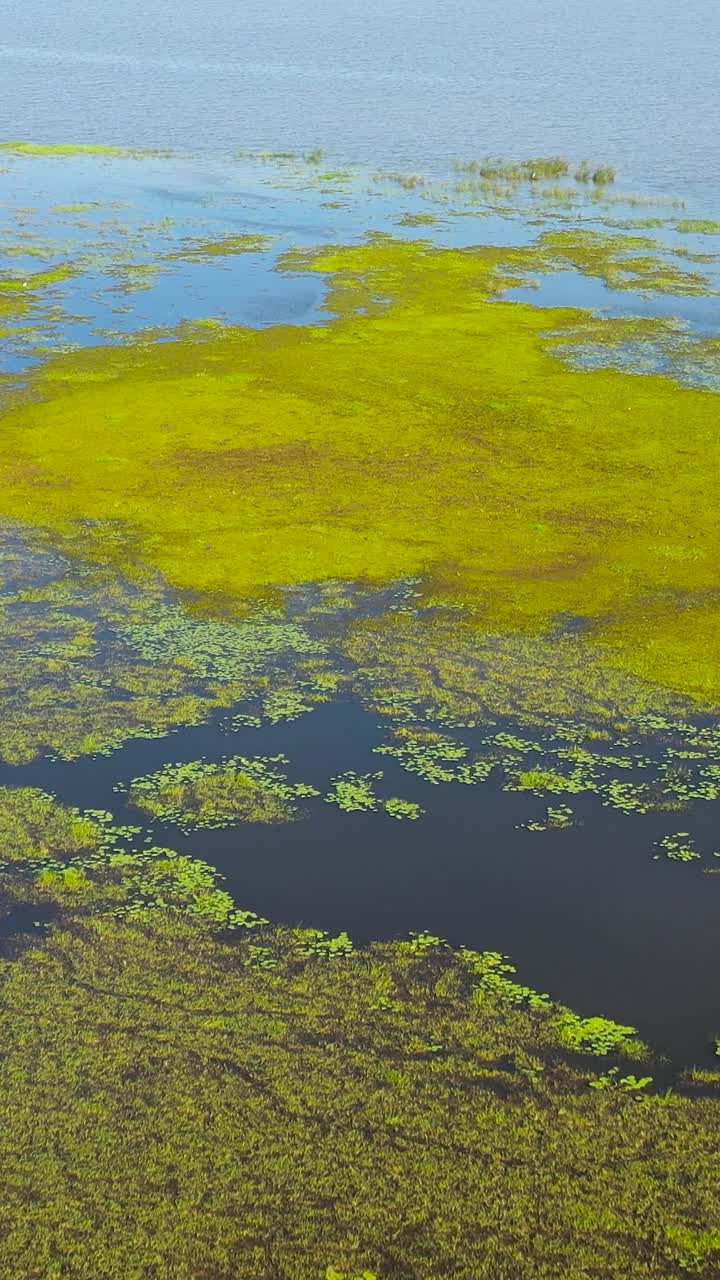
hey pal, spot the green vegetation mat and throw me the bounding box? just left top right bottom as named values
left=0, top=785, right=718, bottom=1278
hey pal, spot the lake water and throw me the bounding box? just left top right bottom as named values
left=1, top=0, right=719, bottom=195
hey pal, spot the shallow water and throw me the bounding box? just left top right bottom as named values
left=1, top=0, right=720, bottom=197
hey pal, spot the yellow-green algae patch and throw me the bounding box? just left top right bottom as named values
left=525, top=229, right=718, bottom=296
left=0, top=141, right=162, bottom=158
left=0, top=236, right=719, bottom=706
left=0, top=264, right=75, bottom=292
left=167, top=232, right=273, bottom=261
left=676, top=219, right=720, bottom=235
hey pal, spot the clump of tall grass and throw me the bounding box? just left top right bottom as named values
left=376, top=171, right=426, bottom=189
left=575, top=160, right=617, bottom=184
left=455, top=156, right=570, bottom=182
left=534, top=186, right=580, bottom=204
left=591, top=191, right=686, bottom=209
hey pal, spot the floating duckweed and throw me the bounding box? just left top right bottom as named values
left=653, top=832, right=704, bottom=863
left=522, top=804, right=575, bottom=832
left=325, top=771, right=383, bottom=813
left=459, top=948, right=552, bottom=1010
left=324, top=771, right=420, bottom=819
left=115, top=603, right=326, bottom=682
left=383, top=797, right=424, bottom=821
left=507, top=768, right=574, bottom=795
left=556, top=1012, right=641, bottom=1056
left=298, top=927, right=354, bottom=958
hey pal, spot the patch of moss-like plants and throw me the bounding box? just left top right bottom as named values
left=0, top=785, right=103, bottom=863
left=168, top=232, right=273, bottom=261
left=676, top=219, right=720, bottom=235
left=0, top=527, right=332, bottom=764
left=324, top=771, right=423, bottom=820
left=123, top=754, right=320, bottom=830
left=0, top=776, right=718, bottom=1276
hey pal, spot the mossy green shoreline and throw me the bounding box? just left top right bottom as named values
left=0, top=783, right=719, bottom=1279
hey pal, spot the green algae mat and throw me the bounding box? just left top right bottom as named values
left=0, top=145, right=719, bottom=1277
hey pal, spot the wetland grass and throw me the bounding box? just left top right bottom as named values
left=0, top=147, right=719, bottom=1277
left=0, top=785, right=718, bottom=1277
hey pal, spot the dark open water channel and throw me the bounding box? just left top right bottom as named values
left=2, top=695, right=718, bottom=1068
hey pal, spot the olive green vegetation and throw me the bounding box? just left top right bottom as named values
left=2, top=153, right=720, bottom=1275
left=395, top=211, right=442, bottom=227
left=355, top=627, right=720, bottom=826
left=324, top=770, right=423, bottom=819
left=0, top=230, right=719, bottom=715
left=528, top=228, right=716, bottom=295
left=548, top=314, right=720, bottom=394
left=168, top=232, right=273, bottom=261
left=0, top=529, right=338, bottom=764
left=676, top=219, right=720, bottom=234
left=0, top=786, right=718, bottom=1278
left=50, top=202, right=105, bottom=214
left=124, top=754, right=320, bottom=829
left=454, top=156, right=616, bottom=186
left=455, top=156, right=571, bottom=181
left=1, top=908, right=720, bottom=1274
left=0, top=263, right=75, bottom=292
left=0, top=141, right=163, bottom=158
left=0, top=785, right=103, bottom=863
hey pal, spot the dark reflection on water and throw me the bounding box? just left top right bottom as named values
left=2, top=697, right=718, bottom=1067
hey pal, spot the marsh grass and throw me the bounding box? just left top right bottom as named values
left=0, top=903, right=717, bottom=1279
left=0, top=785, right=103, bottom=863
left=124, top=754, right=320, bottom=829
left=455, top=156, right=569, bottom=182
left=376, top=171, right=426, bottom=189
left=0, top=780, right=717, bottom=1275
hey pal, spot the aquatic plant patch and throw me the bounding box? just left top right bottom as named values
left=0, top=525, right=332, bottom=763
left=324, top=771, right=423, bottom=819
left=2, top=906, right=719, bottom=1278
left=0, top=785, right=105, bottom=864
left=123, top=754, right=320, bottom=830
